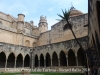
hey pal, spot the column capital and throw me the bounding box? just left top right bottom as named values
left=75, top=53, right=77, bottom=57
left=66, top=55, right=68, bottom=58
left=15, top=58, right=17, bottom=60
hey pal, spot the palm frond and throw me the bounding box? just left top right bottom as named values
left=57, top=14, right=65, bottom=20
left=64, top=9, right=70, bottom=22
left=56, top=19, right=65, bottom=22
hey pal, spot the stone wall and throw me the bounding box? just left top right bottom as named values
left=34, top=36, right=88, bottom=60
left=37, top=14, right=88, bottom=46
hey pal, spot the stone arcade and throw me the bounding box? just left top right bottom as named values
left=0, top=6, right=88, bottom=72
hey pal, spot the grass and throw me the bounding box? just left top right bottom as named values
left=0, top=72, right=84, bottom=75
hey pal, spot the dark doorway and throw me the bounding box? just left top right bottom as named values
left=24, top=54, right=30, bottom=67
left=7, top=53, right=15, bottom=68
left=40, top=54, right=44, bottom=67
left=46, top=53, right=51, bottom=67
left=16, top=54, right=23, bottom=67
left=52, top=52, right=58, bottom=66
left=68, top=49, right=76, bottom=66
left=0, top=52, right=6, bottom=68
left=35, top=54, right=38, bottom=67
left=60, top=51, right=67, bottom=66
left=77, top=48, right=85, bottom=66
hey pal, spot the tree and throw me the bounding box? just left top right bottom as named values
left=58, top=8, right=89, bottom=75
left=57, top=9, right=82, bottom=48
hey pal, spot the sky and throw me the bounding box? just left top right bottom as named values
left=0, top=0, right=88, bottom=30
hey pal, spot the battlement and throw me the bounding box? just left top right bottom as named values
left=39, top=15, right=47, bottom=23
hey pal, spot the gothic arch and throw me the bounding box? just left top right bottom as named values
left=16, top=53, right=23, bottom=58
left=60, top=50, right=67, bottom=66
left=7, top=52, right=15, bottom=59
left=40, top=53, right=44, bottom=67
left=24, top=54, right=30, bottom=67
left=52, top=51, right=58, bottom=66
left=0, top=52, right=6, bottom=68
left=16, top=53, right=23, bottom=67
left=68, top=49, right=76, bottom=66
left=45, top=53, right=51, bottom=67
left=77, top=48, right=85, bottom=66
left=7, top=53, right=15, bottom=68
left=35, top=54, right=38, bottom=67
left=0, top=51, right=6, bottom=57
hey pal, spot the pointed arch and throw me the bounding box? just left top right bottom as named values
left=60, top=50, right=67, bottom=66
left=24, top=54, right=30, bottom=67
left=46, top=53, right=51, bottom=67
left=0, top=52, right=6, bottom=68
left=77, top=48, right=85, bottom=66
left=7, top=53, right=15, bottom=68
left=35, top=54, right=38, bottom=67
left=40, top=54, right=44, bottom=67
left=68, top=49, right=76, bottom=66
left=52, top=52, right=58, bottom=66
left=16, top=53, right=23, bottom=67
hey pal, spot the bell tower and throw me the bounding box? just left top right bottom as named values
left=38, top=16, right=48, bottom=33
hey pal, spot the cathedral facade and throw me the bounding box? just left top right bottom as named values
left=0, top=7, right=88, bottom=72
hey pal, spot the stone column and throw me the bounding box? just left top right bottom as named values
left=38, top=60, right=40, bottom=67
left=44, top=59, right=46, bottom=67
left=23, top=59, right=24, bottom=68
left=31, top=52, right=33, bottom=70
left=14, top=58, right=17, bottom=68
left=5, top=59, right=7, bottom=68
left=32, top=55, right=34, bottom=69
left=67, top=58, right=68, bottom=66
left=58, top=58, right=60, bottom=67
left=51, top=59, right=52, bottom=67
left=76, top=56, right=78, bottom=66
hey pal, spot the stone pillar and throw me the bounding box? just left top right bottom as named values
left=44, top=59, right=46, bottom=67
left=76, top=56, right=78, bottom=66
left=38, top=60, right=40, bottom=67
left=32, top=55, right=34, bottom=69
left=67, top=58, right=68, bottom=66
left=31, top=52, right=33, bottom=70
left=23, top=59, right=24, bottom=68
left=5, top=59, right=7, bottom=68
left=51, top=59, right=52, bottom=67
left=14, top=58, right=17, bottom=68
left=58, top=58, right=60, bottom=67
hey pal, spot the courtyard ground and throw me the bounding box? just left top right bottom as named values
left=0, top=72, right=84, bottom=75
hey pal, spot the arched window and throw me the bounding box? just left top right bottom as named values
left=25, top=40, right=30, bottom=47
